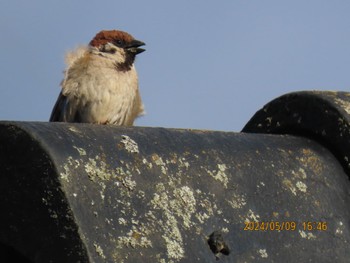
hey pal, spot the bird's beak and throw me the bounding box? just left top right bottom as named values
left=126, top=40, right=146, bottom=54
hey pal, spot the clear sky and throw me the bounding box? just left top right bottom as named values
left=1, top=1, right=350, bottom=132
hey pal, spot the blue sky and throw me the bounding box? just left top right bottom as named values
left=1, top=1, right=350, bottom=131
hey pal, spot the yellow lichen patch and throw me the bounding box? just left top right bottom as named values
left=150, top=189, right=185, bottom=260
left=244, top=209, right=260, bottom=223
left=171, top=186, right=196, bottom=228
left=298, top=230, right=316, bottom=240
left=258, top=249, right=268, bottom=258
left=143, top=180, right=219, bottom=262
left=335, top=97, right=350, bottom=115
left=177, top=157, right=190, bottom=170
left=61, top=153, right=138, bottom=200
left=115, top=166, right=136, bottom=191
left=335, top=221, right=344, bottom=236
left=291, top=167, right=307, bottom=179
left=195, top=192, right=216, bottom=223
left=117, top=227, right=153, bottom=249
left=152, top=154, right=167, bottom=175
left=142, top=158, right=153, bottom=169
left=295, top=181, right=307, bottom=193
left=60, top=156, right=81, bottom=182
left=93, top=243, right=106, bottom=259
left=282, top=179, right=297, bottom=196
left=120, top=135, right=139, bottom=153
left=73, top=146, right=87, bottom=156
left=85, top=156, right=111, bottom=182
left=283, top=178, right=308, bottom=196
left=272, top=212, right=279, bottom=218
left=206, top=163, right=229, bottom=188
left=299, top=149, right=324, bottom=175
left=228, top=193, right=247, bottom=209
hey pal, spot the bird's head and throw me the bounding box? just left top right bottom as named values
left=89, top=30, right=145, bottom=71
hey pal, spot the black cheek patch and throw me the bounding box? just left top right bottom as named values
left=114, top=53, right=136, bottom=72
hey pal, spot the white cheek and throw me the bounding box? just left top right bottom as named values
left=93, top=45, right=126, bottom=64
left=115, top=49, right=127, bottom=63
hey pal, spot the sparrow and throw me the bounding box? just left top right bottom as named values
left=49, top=29, right=145, bottom=125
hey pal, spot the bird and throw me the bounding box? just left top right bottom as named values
left=49, top=29, right=145, bottom=125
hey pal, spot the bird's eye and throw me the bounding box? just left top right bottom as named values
left=115, top=39, right=124, bottom=46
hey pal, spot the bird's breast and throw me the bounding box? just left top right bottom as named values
left=62, top=58, right=142, bottom=125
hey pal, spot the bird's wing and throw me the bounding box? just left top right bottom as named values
left=49, top=91, right=85, bottom=122
left=50, top=47, right=89, bottom=122
left=49, top=91, right=67, bottom=122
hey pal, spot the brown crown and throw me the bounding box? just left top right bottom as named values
left=89, top=30, right=135, bottom=47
